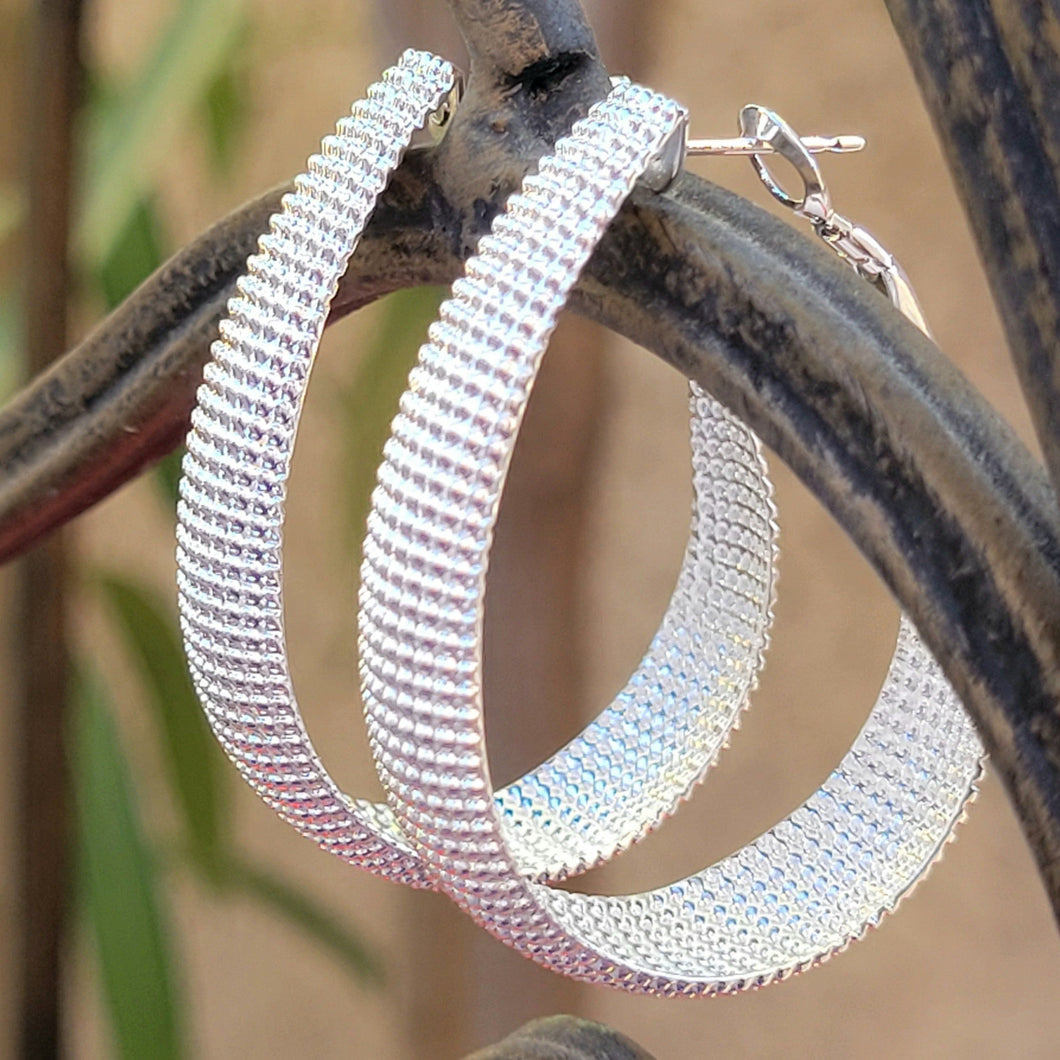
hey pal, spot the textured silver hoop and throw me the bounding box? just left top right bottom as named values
left=358, top=80, right=986, bottom=992
left=176, top=53, right=777, bottom=889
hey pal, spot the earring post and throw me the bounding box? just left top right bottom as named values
left=686, top=133, right=866, bottom=157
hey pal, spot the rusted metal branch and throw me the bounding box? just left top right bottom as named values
left=463, top=1015, right=656, bottom=1060
left=16, top=1, right=83, bottom=1056
left=884, top=0, right=1060, bottom=501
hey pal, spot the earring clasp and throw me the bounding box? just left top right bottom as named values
left=731, top=105, right=929, bottom=331
left=642, top=103, right=864, bottom=193
left=410, top=70, right=466, bottom=151
left=662, top=102, right=928, bottom=331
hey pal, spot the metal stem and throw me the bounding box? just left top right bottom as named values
left=686, top=133, right=865, bottom=156
left=16, top=1, right=82, bottom=1056
left=884, top=0, right=1060, bottom=505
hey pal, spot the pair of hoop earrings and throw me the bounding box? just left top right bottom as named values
left=176, top=51, right=985, bottom=994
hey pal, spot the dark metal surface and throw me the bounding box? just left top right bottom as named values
left=884, top=0, right=1060, bottom=501
left=0, top=190, right=280, bottom=563
left=1, top=0, right=1059, bottom=984
left=462, top=1015, right=657, bottom=1060
left=15, top=1, right=82, bottom=1057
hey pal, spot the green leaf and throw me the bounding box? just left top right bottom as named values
left=0, top=292, right=21, bottom=403
left=0, top=184, right=23, bottom=248
left=153, top=446, right=186, bottom=511
left=338, top=287, right=444, bottom=554
left=219, top=854, right=384, bottom=987
left=201, top=60, right=250, bottom=177
left=77, top=0, right=246, bottom=266
left=74, top=670, right=183, bottom=1060
left=96, top=573, right=227, bottom=870
left=97, top=195, right=168, bottom=309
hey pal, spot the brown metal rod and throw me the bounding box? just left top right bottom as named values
left=16, top=0, right=82, bottom=1056
left=884, top=0, right=1060, bottom=505
left=463, top=1015, right=657, bottom=1060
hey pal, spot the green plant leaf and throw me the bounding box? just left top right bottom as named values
left=77, top=0, right=245, bottom=266
left=96, top=573, right=227, bottom=870
left=0, top=292, right=21, bottom=404
left=219, top=854, right=384, bottom=987
left=74, top=669, right=183, bottom=1059
left=0, top=184, right=22, bottom=248
left=201, top=59, right=250, bottom=177
left=97, top=195, right=168, bottom=309
left=338, top=287, right=444, bottom=554
left=154, top=446, right=186, bottom=511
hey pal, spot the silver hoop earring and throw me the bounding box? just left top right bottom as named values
left=357, top=81, right=986, bottom=993
left=176, top=54, right=776, bottom=888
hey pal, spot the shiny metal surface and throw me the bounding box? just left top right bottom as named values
left=176, top=54, right=777, bottom=890
left=358, top=83, right=985, bottom=993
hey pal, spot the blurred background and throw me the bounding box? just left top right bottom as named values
left=1, top=0, right=1059, bottom=1056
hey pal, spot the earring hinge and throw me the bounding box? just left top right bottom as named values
left=409, top=69, right=466, bottom=151
left=641, top=114, right=864, bottom=193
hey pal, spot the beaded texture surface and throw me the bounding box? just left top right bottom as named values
left=358, top=80, right=986, bottom=992
left=176, top=54, right=777, bottom=890
left=177, top=50, right=456, bottom=887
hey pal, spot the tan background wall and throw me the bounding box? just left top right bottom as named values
left=2, top=0, right=1059, bottom=1056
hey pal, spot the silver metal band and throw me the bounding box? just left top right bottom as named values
left=176, top=56, right=777, bottom=889
left=358, top=80, right=986, bottom=992
left=177, top=50, right=457, bottom=887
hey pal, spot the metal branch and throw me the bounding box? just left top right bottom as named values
left=463, top=1015, right=656, bottom=1060
left=884, top=0, right=1060, bottom=502
left=2, top=0, right=1060, bottom=928
left=447, top=0, right=596, bottom=78
left=16, top=1, right=83, bottom=1056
